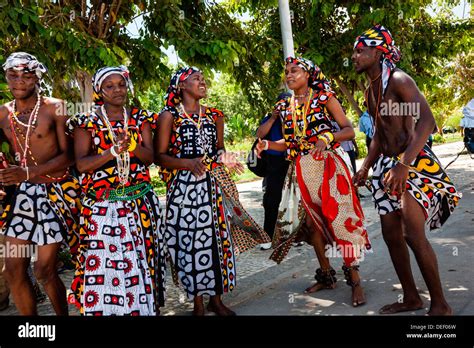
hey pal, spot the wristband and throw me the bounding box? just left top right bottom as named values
left=263, top=140, right=269, bottom=151
left=396, top=161, right=411, bottom=170
left=324, top=131, right=335, bottom=144
left=317, top=135, right=330, bottom=148
left=110, top=145, right=120, bottom=157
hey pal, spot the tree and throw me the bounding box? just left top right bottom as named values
left=227, top=0, right=473, bottom=118
left=0, top=0, right=170, bottom=104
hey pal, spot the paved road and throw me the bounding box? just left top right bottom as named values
left=232, top=141, right=474, bottom=316
left=1, top=141, right=472, bottom=316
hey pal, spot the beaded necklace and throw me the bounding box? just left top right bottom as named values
left=290, top=88, right=313, bottom=140
left=179, top=104, right=213, bottom=156
left=99, top=105, right=130, bottom=186
left=9, top=119, right=70, bottom=181
left=10, top=107, right=71, bottom=181
left=9, top=94, right=41, bottom=168
left=364, top=73, right=383, bottom=134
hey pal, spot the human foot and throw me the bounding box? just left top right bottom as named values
left=427, top=304, right=453, bottom=316
left=379, top=300, right=424, bottom=314
left=304, top=281, right=336, bottom=294
left=304, top=268, right=337, bottom=293
left=351, top=283, right=366, bottom=307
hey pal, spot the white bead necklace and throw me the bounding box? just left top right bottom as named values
left=179, top=104, right=211, bottom=154
left=100, top=105, right=130, bottom=185
left=11, top=93, right=42, bottom=167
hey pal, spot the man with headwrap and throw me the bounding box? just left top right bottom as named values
left=155, top=66, right=269, bottom=315
left=255, top=56, right=371, bottom=308
left=0, top=52, right=81, bottom=315
left=66, top=65, right=165, bottom=315
left=352, top=25, right=461, bottom=315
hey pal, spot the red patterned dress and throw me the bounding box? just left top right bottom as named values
left=270, top=90, right=371, bottom=266
left=67, top=107, right=165, bottom=315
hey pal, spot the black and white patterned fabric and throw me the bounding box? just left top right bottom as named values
left=1, top=181, right=79, bottom=245
left=165, top=170, right=236, bottom=299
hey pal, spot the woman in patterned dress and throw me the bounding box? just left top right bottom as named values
left=256, top=57, right=371, bottom=307
left=67, top=66, right=165, bottom=315
left=155, top=67, right=268, bottom=316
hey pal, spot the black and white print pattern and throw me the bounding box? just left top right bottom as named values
left=165, top=170, right=235, bottom=299
left=2, top=182, right=77, bottom=245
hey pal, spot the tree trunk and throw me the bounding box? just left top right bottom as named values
left=76, top=70, right=94, bottom=104
left=355, top=80, right=365, bottom=93
left=335, top=77, right=363, bottom=116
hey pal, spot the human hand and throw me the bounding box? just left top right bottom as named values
left=220, top=152, right=245, bottom=175
left=254, top=138, right=268, bottom=159
left=309, top=139, right=327, bottom=159
left=383, top=163, right=409, bottom=197
left=115, top=128, right=130, bottom=154
left=271, top=108, right=280, bottom=120
left=186, top=157, right=207, bottom=177
left=353, top=166, right=370, bottom=187
left=0, top=165, right=31, bottom=185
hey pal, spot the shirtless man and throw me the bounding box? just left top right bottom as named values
left=352, top=25, right=461, bottom=316
left=0, top=52, right=80, bottom=315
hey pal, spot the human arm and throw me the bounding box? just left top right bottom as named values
left=309, top=96, right=355, bottom=158
left=255, top=138, right=287, bottom=158
left=215, top=112, right=244, bottom=175
left=256, top=109, right=279, bottom=139
left=352, top=134, right=382, bottom=187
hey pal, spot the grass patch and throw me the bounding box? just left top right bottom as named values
left=433, top=132, right=463, bottom=145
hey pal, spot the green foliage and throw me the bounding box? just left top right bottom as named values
left=354, top=131, right=368, bottom=159
left=445, top=109, right=464, bottom=130
left=433, top=133, right=446, bottom=144
left=227, top=0, right=472, bottom=123
left=1, top=0, right=471, bottom=134
left=204, top=73, right=261, bottom=144
left=0, top=1, right=171, bottom=103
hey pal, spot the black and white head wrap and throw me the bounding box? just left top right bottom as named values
left=92, top=65, right=134, bottom=106
left=2, top=52, right=48, bottom=91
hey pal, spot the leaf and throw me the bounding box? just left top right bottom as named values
left=56, top=32, right=63, bottom=43
left=21, top=14, right=29, bottom=25
left=9, top=8, right=18, bottom=20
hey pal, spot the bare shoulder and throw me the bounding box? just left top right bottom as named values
left=0, top=101, right=12, bottom=127
left=42, top=96, right=65, bottom=108
left=0, top=101, right=12, bottom=117
left=390, top=69, right=418, bottom=91
left=42, top=96, right=66, bottom=119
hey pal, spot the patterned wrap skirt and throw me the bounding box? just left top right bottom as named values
left=164, top=169, right=236, bottom=299
left=370, top=145, right=461, bottom=229
left=70, top=189, right=166, bottom=316
left=271, top=149, right=371, bottom=266
left=0, top=178, right=81, bottom=251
